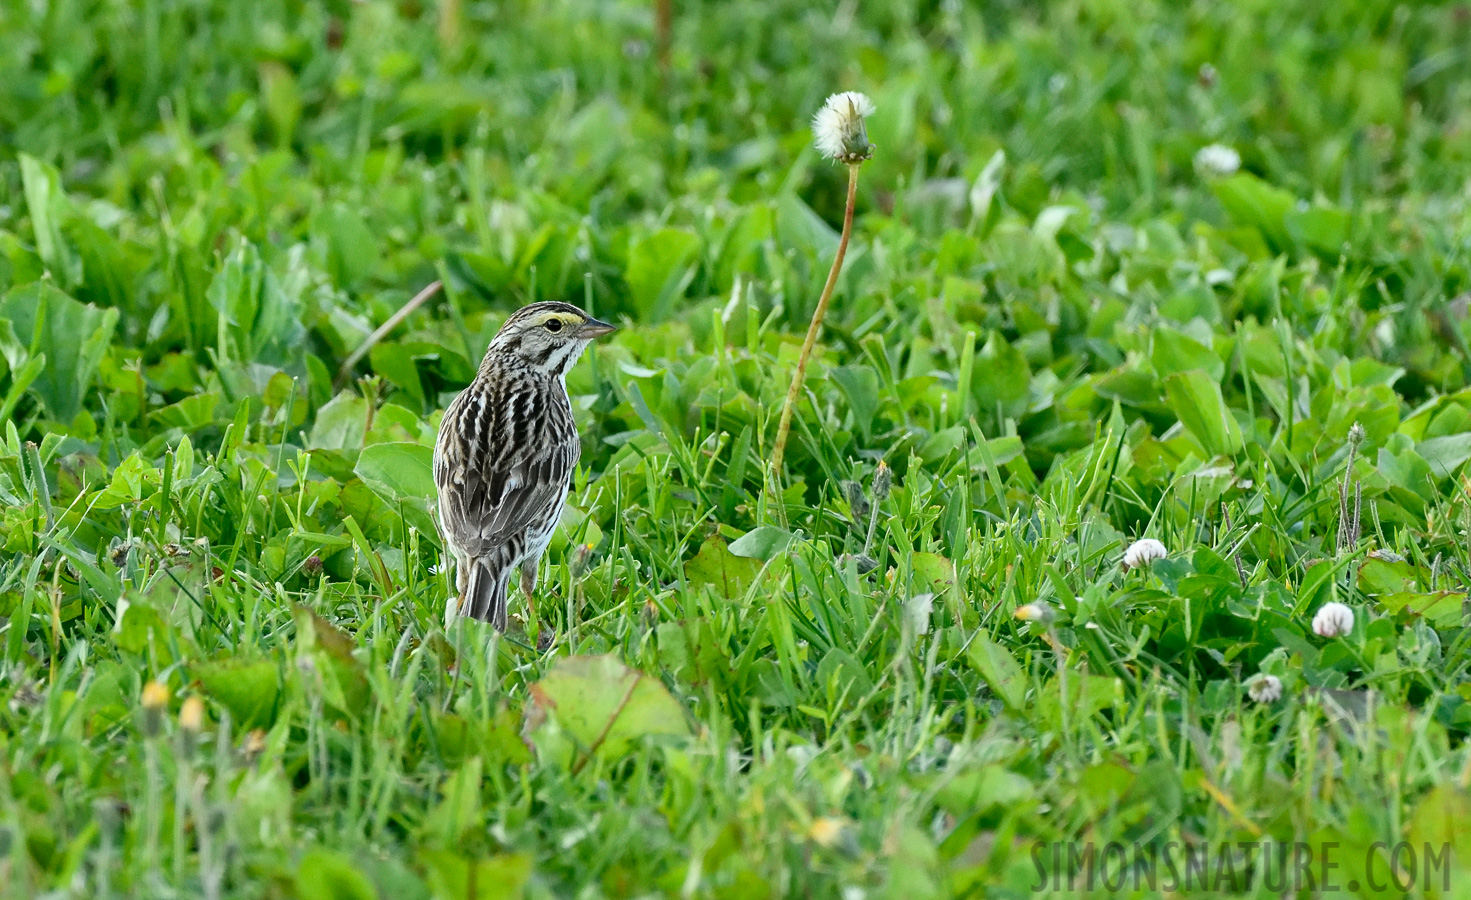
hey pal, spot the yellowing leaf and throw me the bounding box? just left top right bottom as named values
left=910, top=552, right=956, bottom=594
left=684, top=536, right=761, bottom=600
left=1378, top=591, right=1465, bottom=627
left=294, top=606, right=371, bottom=718
left=528, top=655, right=690, bottom=764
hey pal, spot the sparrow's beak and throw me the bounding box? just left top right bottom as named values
left=578, top=318, right=617, bottom=339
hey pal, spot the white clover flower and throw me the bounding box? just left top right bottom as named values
left=1312, top=602, right=1355, bottom=638
left=1123, top=538, right=1168, bottom=570
left=813, top=91, right=875, bottom=164
left=1194, top=144, right=1241, bottom=178
left=1247, top=674, right=1282, bottom=703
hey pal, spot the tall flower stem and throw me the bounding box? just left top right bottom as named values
left=769, top=162, right=860, bottom=492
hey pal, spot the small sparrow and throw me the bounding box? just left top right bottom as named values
left=433, top=302, right=615, bottom=630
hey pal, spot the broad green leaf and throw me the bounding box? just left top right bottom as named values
left=1378, top=445, right=1435, bottom=509
left=1093, top=367, right=1162, bottom=408
left=1357, top=556, right=1417, bottom=595
left=115, top=603, right=171, bottom=656
left=259, top=61, right=302, bottom=146
left=971, top=332, right=1030, bottom=421
left=775, top=192, right=838, bottom=262
left=934, top=765, right=1033, bottom=818
left=1285, top=205, right=1350, bottom=258
left=1151, top=328, right=1224, bottom=382
left=910, top=552, right=956, bottom=594
left=0, top=317, right=26, bottom=375
left=1417, top=433, right=1471, bottom=479
left=626, top=228, right=700, bottom=321
left=1212, top=173, right=1295, bottom=254
left=727, top=526, right=795, bottom=561
left=528, top=655, right=690, bottom=762
left=422, top=757, right=483, bottom=846
left=1378, top=591, right=1465, bottom=627
left=1163, top=369, right=1243, bottom=457
left=294, top=606, right=371, bottom=718
left=295, top=849, right=377, bottom=900
left=1073, top=761, right=1137, bottom=816
left=67, top=214, right=135, bottom=310
left=0, top=282, right=118, bottom=422
left=815, top=647, right=874, bottom=699
left=420, top=851, right=532, bottom=900
left=966, top=634, right=1026, bottom=710
left=149, top=393, right=221, bottom=431
left=370, top=342, right=433, bottom=410
left=193, top=656, right=282, bottom=730
left=92, top=452, right=151, bottom=510
left=429, top=709, right=532, bottom=768
left=1039, top=674, right=1120, bottom=729
left=19, top=153, right=81, bottom=288
left=831, top=365, right=881, bottom=438
left=206, top=240, right=305, bottom=368
left=974, top=435, right=1025, bottom=466
left=355, top=442, right=436, bottom=501
left=315, top=203, right=379, bottom=288
left=684, top=536, right=761, bottom=599
left=310, top=393, right=370, bottom=450
left=656, top=619, right=729, bottom=690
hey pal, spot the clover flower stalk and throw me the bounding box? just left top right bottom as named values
left=863, top=461, right=890, bottom=556
left=769, top=92, right=875, bottom=490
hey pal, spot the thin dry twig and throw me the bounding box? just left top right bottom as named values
left=333, top=280, right=444, bottom=391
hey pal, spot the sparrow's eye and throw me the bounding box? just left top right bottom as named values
left=545, top=319, right=564, bottom=333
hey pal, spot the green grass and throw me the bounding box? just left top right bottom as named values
left=4, top=0, right=1471, bottom=897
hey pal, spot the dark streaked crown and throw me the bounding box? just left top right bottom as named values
left=499, top=301, right=590, bottom=330
left=482, top=301, right=615, bottom=376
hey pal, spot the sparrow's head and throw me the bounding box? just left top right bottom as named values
left=487, top=301, right=616, bottom=376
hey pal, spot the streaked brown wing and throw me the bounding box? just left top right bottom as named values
left=433, top=373, right=578, bottom=556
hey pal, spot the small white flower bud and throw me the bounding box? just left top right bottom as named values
left=1312, top=602, right=1355, bottom=638
left=871, top=461, right=892, bottom=502
left=1247, top=674, right=1282, bottom=703
left=1123, top=538, right=1168, bottom=570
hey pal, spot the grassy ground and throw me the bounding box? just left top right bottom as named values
left=4, top=0, right=1471, bottom=897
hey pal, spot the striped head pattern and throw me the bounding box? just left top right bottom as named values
left=484, top=301, right=616, bottom=377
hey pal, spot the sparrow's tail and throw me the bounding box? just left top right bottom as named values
left=464, top=561, right=509, bottom=631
